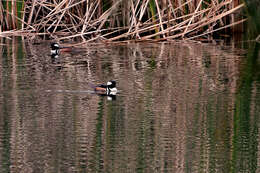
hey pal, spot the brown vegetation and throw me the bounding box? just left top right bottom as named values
left=0, top=0, right=245, bottom=42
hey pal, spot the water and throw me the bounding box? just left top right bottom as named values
left=0, top=38, right=259, bottom=173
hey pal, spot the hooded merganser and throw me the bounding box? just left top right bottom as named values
left=94, top=80, right=117, bottom=96
left=51, top=43, right=73, bottom=55
left=51, top=43, right=98, bottom=58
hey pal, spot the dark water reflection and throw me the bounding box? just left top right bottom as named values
left=0, top=38, right=259, bottom=173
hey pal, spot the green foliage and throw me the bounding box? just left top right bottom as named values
left=148, top=0, right=159, bottom=38
left=243, top=0, right=260, bottom=39
left=16, top=0, right=24, bottom=29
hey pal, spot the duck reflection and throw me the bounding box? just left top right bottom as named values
left=94, top=81, right=117, bottom=100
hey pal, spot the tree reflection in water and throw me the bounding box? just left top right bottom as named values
left=0, top=38, right=259, bottom=173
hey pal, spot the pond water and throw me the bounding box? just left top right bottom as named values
left=0, top=37, right=259, bottom=173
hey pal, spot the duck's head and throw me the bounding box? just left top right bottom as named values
left=51, top=43, right=60, bottom=55
left=107, top=80, right=116, bottom=88
left=106, top=80, right=117, bottom=95
left=51, top=43, right=60, bottom=50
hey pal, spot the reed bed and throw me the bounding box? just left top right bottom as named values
left=0, top=0, right=244, bottom=42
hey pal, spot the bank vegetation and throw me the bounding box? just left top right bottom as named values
left=0, top=0, right=245, bottom=42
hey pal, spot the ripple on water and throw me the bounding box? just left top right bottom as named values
left=0, top=39, right=259, bottom=173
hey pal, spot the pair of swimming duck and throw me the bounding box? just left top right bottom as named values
left=51, top=43, right=117, bottom=96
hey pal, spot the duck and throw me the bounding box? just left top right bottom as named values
left=51, top=43, right=73, bottom=55
left=94, top=80, right=117, bottom=96
left=50, top=43, right=98, bottom=58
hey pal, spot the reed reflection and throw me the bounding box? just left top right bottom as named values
left=0, top=38, right=259, bottom=173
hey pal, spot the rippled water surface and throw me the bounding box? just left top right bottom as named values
left=0, top=38, right=259, bottom=173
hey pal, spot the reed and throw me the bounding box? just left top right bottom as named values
left=0, top=0, right=245, bottom=42
left=0, top=0, right=23, bottom=31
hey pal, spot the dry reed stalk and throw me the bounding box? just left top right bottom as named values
left=167, top=0, right=177, bottom=24
left=96, top=0, right=122, bottom=31
left=81, top=2, right=94, bottom=33
left=52, top=0, right=70, bottom=33
left=186, top=18, right=247, bottom=40
left=0, top=2, right=3, bottom=31
left=163, top=3, right=244, bottom=40
left=140, top=1, right=242, bottom=40
left=127, top=0, right=136, bottom=33
left=182, top=3, right=245, bottom=38
left=154, top=0, right=165, bottom=38
left=142, top=13, right=202, bottom=40
left=108, top=7, right=210, bottom=41
left=182, top=0, right=203, bottom=38
left=6, top=0, right=10, bottom=30
left=115, top=0, right=240, bottom=41
left=11, top=0, right=16, bottom=28
left=107, top=0, right=196, bottom=41
left=0, top=0, right=246, bottom=42
left=128, top=0, right=140, bottom=38
left=37, top=1, right=67, bottom=32
left=37, top=0, right=86, bottom=31
left=0, top=29, right=33, bottom=37
left=133, top=0, right=150, bottom=37
left=176, top=10, right=244, bottom=40
left=4, top=9, right=35, bottom=31
left=256, top=35, right=260, bottom=43
left=27, top=0, right=36, bottom=26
